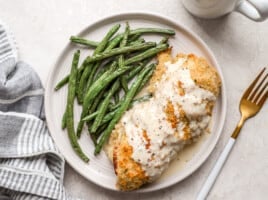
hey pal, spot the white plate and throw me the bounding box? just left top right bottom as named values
left=45, top=12, right=226, bottom=192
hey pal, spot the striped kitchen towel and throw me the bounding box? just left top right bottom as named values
left=0, top=21, right=76, bottom=199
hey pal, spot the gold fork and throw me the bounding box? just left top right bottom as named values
left=197, top=68, right=267, bottom=200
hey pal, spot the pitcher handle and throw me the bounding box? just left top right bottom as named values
left=235, top=0, right=268, bottom=21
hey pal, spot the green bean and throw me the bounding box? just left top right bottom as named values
left=125, top=43, right=168, bottom=65
left=130, top=28, right=175, bottom=36
left=126, top=64, right=143, bottom=80
left=101, top=62, right=145, bottom=102
left=71, top=27, right=174, bottom=48
left=79, top=88, right=107, bottom=138
left=94, top=123, right=108, bottom=137
left=54, top=58, right=86, bottom=91
left=83, top=89, right=106, bottom=142
left=130, top=94, right=152, bottom=106
left=104, top=28, right=175, bottom=48
left=89, top=94, right=147, bottom=125
left=77, top=64, right=132, bottom=137
left=75, top=64, right=84, bottom=100
left=95, top=24, right=121, bottom=53
left=127, top=33, right=142, bottom=44
left=55, top=34, right=122, bottom=92
left=119, top=23, right=130, bottom=93
left=120, top=77, right=128, bottom=93
left=81, top=60, right=153, bottom=124
left=94, top=65, right=153, bottom=154
left=87, top=123, right=100, bottom=146
left=82, top=94, right=152, bottom=122
left=61, top=111, right=67, bottom=129
left=84, top=42, right=156, bottom=64
left=66, top=50, right=89, bottom=162
left=85, top=35, right=123, bottom=90
left=77, top=62, right=93, bottom=103
left=104, top=61, right=149, bottom=107
left=105, top=34, right=124, bottom=51
left=110, top=64, right=155, bottom=115
left=93, top=61, right=112, bottom=81
left=89, top=89, right=107, bottom=115
left=91, top=80, right=120, bottom=133
left=128, top=38, right=145, bottom=46
left=81, top=62, right=117, bottom=116
left=120, top=23, right=129, bottom=48
left=86, top=64, right=118, bottom=115
left=137, top=63, right=156, bottom=92
left=99, top=110, right=116, bottom=125
left=99, top=84, right=153, bottom=127
left=109, top=28, right=175, bottom=44
left=124, top=37, right=168, bottom=63
left=108, top=68, right=154, bottom=111
left=55, top=76, right=69, bottom=91
left=108, top=101, right=115, bottom=110
left=56, top=25, right=175, bottom=156
left=86, top=61, right=106, bottom=91
left=82, top=112, right=98, bottom=122
left=159, top=37, right=169, bottom=44
left=77, top=24, right=121, bottom=103
left=54, top=27, right=174, bottom=91
left=89, top=131, right=97, bottom=146
left=114, top=92, right=120, bottom=104
left=70, top=36, right=99, bottom=48
left=125, top=58, right=152, bottom=80
left=77, top=62, right=94, bottom=103
left=109, top=93, right=153, bottom=111
left=55, top=60, right=85, bottom=91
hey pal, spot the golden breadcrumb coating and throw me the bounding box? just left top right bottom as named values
left=112, top=126, right=149, bottom=190
left=105, top=50, right=221, bottom=191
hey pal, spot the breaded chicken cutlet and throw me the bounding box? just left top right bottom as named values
left=105, top=49, right=221, bottom=191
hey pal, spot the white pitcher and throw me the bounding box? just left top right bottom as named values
left=181, top=0, right=268, bottom=21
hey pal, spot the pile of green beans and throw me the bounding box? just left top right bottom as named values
left=55, top=23, right=175, bottom=161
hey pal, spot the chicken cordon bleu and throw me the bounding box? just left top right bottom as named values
left=105, top=49, right=221, bottom=191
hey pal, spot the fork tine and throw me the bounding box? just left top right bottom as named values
left=243, top=68, right=266, bottom=99
left=254, top=81, right=267, bottom=103
left=257, top=90, right=268, bottom=107
left=250, top=73, right=268, bottom=102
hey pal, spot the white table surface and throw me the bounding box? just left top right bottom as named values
left=1, top=0, right=267, bottom=199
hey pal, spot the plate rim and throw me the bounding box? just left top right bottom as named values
left=45, top=11, right=227, bottom=192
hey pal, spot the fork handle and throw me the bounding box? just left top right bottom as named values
left=196, top=138, right=236, bottom=200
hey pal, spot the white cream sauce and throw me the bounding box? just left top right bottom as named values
left=121, top=58, right=216, bottom=181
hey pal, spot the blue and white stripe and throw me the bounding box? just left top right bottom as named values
left=0, top=111, right=73, bottom=200
left=0, top=21, right=17, bottom=67
left=0, top=21, right=76, bottom=199
left=16, top=117, right=59, bottom=156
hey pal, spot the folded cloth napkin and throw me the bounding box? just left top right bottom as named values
left=0, top=21, right=75, bottom=200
